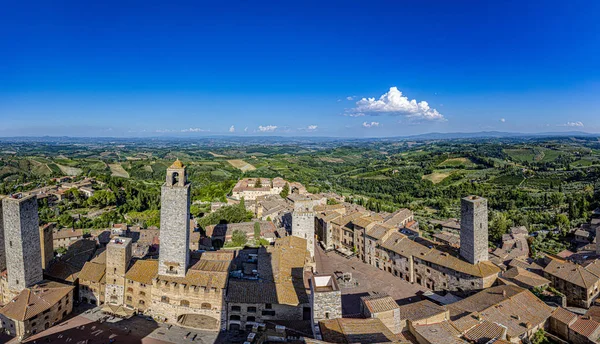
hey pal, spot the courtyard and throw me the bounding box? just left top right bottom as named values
left=314, top=245, right=428, bottom=315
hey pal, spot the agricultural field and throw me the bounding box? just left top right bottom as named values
left=109, top=163, right=130, bottom=178
left=227, top=159, right=256, bottom=172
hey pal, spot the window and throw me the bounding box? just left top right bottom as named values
left=231, top=306, right=241, bottom=312
left=262, top=310, right=276, bottom=316
left=161, top=296, right=169, bottom=304
left=139, top=300, right=145, bottom=305
left=247, top=306, right=257, bottom=313
left=201, top=303, right=211, bottom=310
left=230, top=315, right=241, bottom=321
left=265, top=303, right=272, bottom=309
left=114, top=268, right=117, bottom=274
left=127, top=287, right=134, bottom=293
left=180, top=300, right=190, bottom=307
left=139, top=291, right=146, bottom=296
left=247, top=316, right=256, bottom=322
left=126, top=296, right=132, bottom=302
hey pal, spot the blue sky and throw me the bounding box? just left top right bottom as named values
left=1, top=1, right=599, bottom=137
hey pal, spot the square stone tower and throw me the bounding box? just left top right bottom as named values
left=105, top=237, right=132, bottom=305
left=39, top=223, right=55, bottom=271
left=292, top=199, right=316, bottom=259
left=2, top=195, right=43, bottom=292
left=460, top=196, right=489, bottom=264
left=158, top=159, right=191, bottom=277
left=310, top=274, right=342, bottom=339
left=0, top=197, right=5, bottom=272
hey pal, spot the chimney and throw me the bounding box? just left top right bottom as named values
left=502, top=290, right=507, bottom=297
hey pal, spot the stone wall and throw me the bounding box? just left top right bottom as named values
left=105, top=239, right=131, bottom=305
left=39, top=224, right=54, bottom=270
left=226, top=302, right=306, bottom=330
left=312, top=290, right=342, bottom=323
left=292, top=211, right=316, bottom=259
left=158, top=183, right=191, bottom=277
left=124, top=280, right=152, bottom=312
left=2, top=196, right=43, bottom=291
left=0, top=201, right=5, bottom=272
left=460, top=196, right=489, bottom=264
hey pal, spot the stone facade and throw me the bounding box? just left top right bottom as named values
left=2, top=195, right=43, bottom=292
left=310, top=274, right=342, bottom=339
left=104, top=237, right=132, bottom=306
left=39, top=223, right=54, bottom=270
left=460, top=196, right=489, bottom=264
left=292, top=200, right=316, bottom=259
left=158, top=160, right=191, bottom=277
left=0, top=200, right=4, bottom=272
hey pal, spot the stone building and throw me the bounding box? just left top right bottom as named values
left=292, top=199, right=317, bottom=259
left=460, top=196, right=489, bottom=264
left=151, top=251, right=233, bottom=330
left=543, top=258, right=600, bottom=308
left=226, top=236, right=310, bottom=331
left=104, top=237, right=132, bottom=306
left=0, top=281, right=74, bottom=341
left=158, top=159, right=191, bottom=277
left=53, top=228, right=84, bottom=249
left=0, top=198, right=5, bottom=272
left=360, top=294, right=401, bottom=334
left=2, top=195, right=43, bottom=293
left=78, top=250, right=106, bottom=305
left=39, top=223, right=54, bottom=270
left=124, top=259, right=157, bottom=312
left=311, top=274, right=342, bottom=339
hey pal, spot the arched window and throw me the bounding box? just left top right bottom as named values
left=139, top=291, right=146, bottom=296
left=161, top=296, right=169, bottom=304
left=127, top=287, right=133, bottom=293
left=201, top=303, right=211, bottom=310
left=172, top=172, right=179, bottom=185
left=230, top=315, right=240, bottom=321
left=247, top=316, right=255, bottom=322
left=180, top=300, right=190, bottom=307
left=139, top=300, right=145, bottom=305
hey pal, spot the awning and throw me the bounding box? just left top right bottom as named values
left=101, top=304, right=135, bottom=318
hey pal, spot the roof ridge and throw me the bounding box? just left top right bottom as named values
left=577, top=265, right=589, bottom=288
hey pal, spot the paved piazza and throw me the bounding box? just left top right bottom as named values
left=314, top=245, right=428, bottom=315
left=14, top=305, right=225, bottom=344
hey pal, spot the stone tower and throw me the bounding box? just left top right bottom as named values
left=596, top=227, right=600, bottom=256
left=104, top=237, right=132, bottom=305
left=0, top=197, right=5, bottom=272
left=310, top=274, right=342, bottom=339
left=292, top=199, right=316, bottom=259
left=2, top=195, right=43, bottom=292
left=460, top=195, right=489, bottom=264
left=158, top=159, right=191, bottom=277
left=39, top=223, right=55, bottom=270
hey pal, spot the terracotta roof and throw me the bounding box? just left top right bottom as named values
left=382, top=209, right=413, bottom=227
left=463, top=320, right=506, bottom=343
left=570, top=317, right=600, bottom=338
left=78, top=262, right=106, bottom=283
left=449, top=285, right=553, bottom=338
left=319, top=318, right=398, bottom=344
left=398, top=300, right=446, bottom=322
left=543, top=259, right=600, bottom=289
left=361, top=294, right=399, bottom=314
left=412, top=321, right=466, bottom=344
left=365, top=224, right=395, bottom=240
left=551, top=307, right=577, bottom=325
left=53, top=228, right=84, bottom=240
left=0, top=281, right=73, bottom=321
left=125, top=260, right=158, bottom=285
left=502, top=267, right=550, bottom=289
left=585, top=305, right=600, bottom=323
left=156, top=250, right=232, bottom=288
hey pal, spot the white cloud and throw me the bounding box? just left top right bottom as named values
left=500, top=118, right=506, bottom=123
left=258, top=125, right=277, bottom=132
left=349, top=87, right=444, bottom=121
left=560, top=121, right=584, bottom=127
left=244, top=127, right=248, bottom=132
left=346, top=96, right=354, bottom=101
left=299, top=125, right=318, bottom=131
left=229, top=125, right=235, bottom=133
left=181, top=127, right=209, bottom=132
left=155, top=129, right=176, bottom=133
left=362, top=121, right=380, bottom=128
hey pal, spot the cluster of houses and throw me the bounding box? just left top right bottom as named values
left=3, top=166, right=600, bottom=343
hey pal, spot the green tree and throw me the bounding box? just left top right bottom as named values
left=254, top=222, right=261, bottom=239
left=255, top=179, right=262, bottom=188
left=231, top=229, right=247, bottom=247
left=555, top=214, right=570, bottom=233
left=280, top=183, right=290, bottom=198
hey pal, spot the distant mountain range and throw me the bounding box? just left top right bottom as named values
left=0, top=131, right=598, bottom=143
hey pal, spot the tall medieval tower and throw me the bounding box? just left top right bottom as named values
left=460, top=195, right=489, bottom=264
left=158, top=159, right=191, bottom=277
left=2, top=195, right=43, bottom=292
left=105, top=237, right=132, bottom=305
left=0, top=197, right=5, bottom=272
left=292, top=199, right=316, bottom=259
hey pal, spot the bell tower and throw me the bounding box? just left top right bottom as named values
left=158, top=159, right=191, bottom=277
